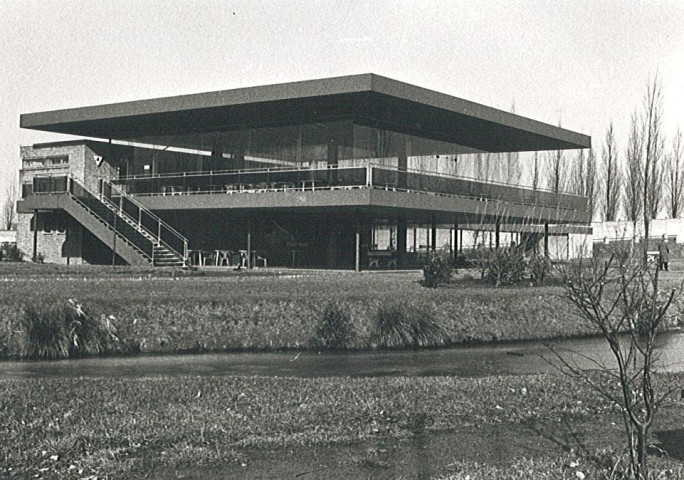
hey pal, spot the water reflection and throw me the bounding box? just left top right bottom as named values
left=1, top=332, right=683, bottom=379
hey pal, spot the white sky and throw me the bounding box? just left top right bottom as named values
left=1, top=0, right=683, bottom=206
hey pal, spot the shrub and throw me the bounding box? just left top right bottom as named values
left=314, top=303, right=356, bottom=349
left=371, top=304, right=449, bottom=349
left=1, top=243, right=24, bottom=262
left=528, top=254, right=553, bottom=285
left=20, top=299, right=124, bottom=359
left=422, top=249, right=453, bottom=288
left=477, top=245, right=553, bottom=287
left=484, top=246, right=525, bottom=286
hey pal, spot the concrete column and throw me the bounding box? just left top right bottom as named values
left=544, top=222, right=549, bottom=257
left=112, top=210, right=118, bottom=267
left=453, top=220, right=459, bottom=262
left=247, top=222, right=252, bottom=269
left=355, top=229, right=361, bottom=272
left=32, top=210, right=38, bottom=262
left=495, top=221, right=500, bottom=249
left=431, top=218, right=437, bottom=252
left=397, top=218, right=407, bottom=266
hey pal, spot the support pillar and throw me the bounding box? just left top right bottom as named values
left=397, top=218, right=407, bottom=267
left=32, top=210, right=38, bottom=262
left=453, top=220, right=459, bottom=262
left=355, top=229, right=361, bottom=272
left=495, top=221, right=500, bottom=249
left=112, top=211, right=117, bottom=267
left=431, top=218, right=437, bottom=252
left=544, top=222, right=549, bottom=258
left=247, top=222, right=252, bottom=269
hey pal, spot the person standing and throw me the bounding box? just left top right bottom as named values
left=658, top=234, right=670, bottom=271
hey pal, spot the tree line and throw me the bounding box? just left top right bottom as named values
left=550, top=74, right=682, bottom=228
left=455, top=75, right=681, bottom=233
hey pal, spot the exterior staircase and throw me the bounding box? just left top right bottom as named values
left=65, top=178, right=188, bottom=267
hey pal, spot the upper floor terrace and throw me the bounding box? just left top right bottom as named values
left=110, top=160, right=587, bottom=215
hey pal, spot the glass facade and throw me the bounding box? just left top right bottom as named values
left=112, top=120, right=585, bottom=212
left=123, top=120, right=479, bottom=177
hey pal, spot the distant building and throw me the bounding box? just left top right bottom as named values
left=17, top=74, right=591, bottom=268
left=0, top=230, right=16, bottom=244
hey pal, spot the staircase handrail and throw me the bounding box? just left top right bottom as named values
left=65, top=185, right=154, bottom=262
left=102, top=180, right=189, bottom=262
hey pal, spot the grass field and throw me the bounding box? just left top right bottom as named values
left=2, top=372, right=683, bottom=479
left=0, top=263, right=604, bottom=357
left=2, top=262, right=684, bottom=478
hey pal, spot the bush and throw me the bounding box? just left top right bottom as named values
left=20, top=299, right=125, bottom=359
left=422, top=249, right=453, bottom=288
left=1, top=243, right=24, bottom=262
left=476, top=245, right=553, bottom=287
left=528, top=254, right=552, bottom=285
left=314, top=303, right=356, bottom=349
left=484, top=246, right=525, bottom=286
left=371, top=304, right=449, bottom=348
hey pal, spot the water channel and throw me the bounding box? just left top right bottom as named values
left=3, top=332, right=684, bottom=379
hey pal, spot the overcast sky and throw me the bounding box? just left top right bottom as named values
left=1, top=0, right=683, bottom=207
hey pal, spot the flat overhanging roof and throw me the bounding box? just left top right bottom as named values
left=20, top=73, right=591, bottom=153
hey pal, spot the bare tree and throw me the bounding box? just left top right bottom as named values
left=557, top=254, right=678, bottom=479
left=642, top=74, right=665, bottom=250
left=665, top=127, right=683, bottom=218
left=503, top=103, right=522, bottom=184
left=623, top=111, right=644, bottom=225
left=601, top=123, right=621, bottom=221
left=546, top=147, right=566, bottom=194
left=585, top=148, right=597, bottom=220
left=531, top=151, right=541, bottom=191
left=1, top=179, right=18, bottom=230
left=475, top=152, right=493, bottom=182
left=569, top=149, right=586, bottom=195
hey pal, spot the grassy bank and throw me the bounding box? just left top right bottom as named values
left=2, top=373, right=683, bottom=479
left=0, top=263, right=603, bottom=357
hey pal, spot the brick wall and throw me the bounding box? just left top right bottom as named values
left=17, top=141, right=123, bottom=264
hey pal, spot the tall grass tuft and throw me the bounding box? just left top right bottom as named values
left=20, top=299, right=123, bottom=359
left=314, top=303, right=356, bottom=349
left=371, top=304, right=449, bottom=349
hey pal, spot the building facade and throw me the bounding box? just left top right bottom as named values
left=17, top=74, right=591, bottom=269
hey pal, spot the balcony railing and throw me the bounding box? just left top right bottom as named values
left=113, top=163, right=587, bottom=212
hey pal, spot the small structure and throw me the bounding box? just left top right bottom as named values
left=16, top=74, right=591, bottom=268
left=0, top=230, right=17, bottom=245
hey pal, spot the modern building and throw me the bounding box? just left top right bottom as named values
left=17, top=74, right=591, bottom=269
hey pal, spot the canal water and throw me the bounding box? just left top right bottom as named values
left=2, top=332, right=683, bottom=379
